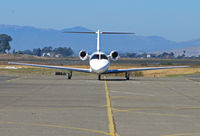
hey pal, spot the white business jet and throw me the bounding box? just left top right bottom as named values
left=9, top=30, right=189, bottom=80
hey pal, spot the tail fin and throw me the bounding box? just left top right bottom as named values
left=64, top=30, right=135, bottom=52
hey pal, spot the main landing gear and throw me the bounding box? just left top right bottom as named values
left=68, top=71, right=72, bottom=79
left=125, top=72, right=130, bottom=80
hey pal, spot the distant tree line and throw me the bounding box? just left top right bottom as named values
left=123, top=52, right=175, bottom=59
left=0, top=34, right=74, bottom=57
left=122, top=51, right=200, bottom=59
left=0, top=34, right=12, bottom=53
left=14, top=46, right=74, bottom=57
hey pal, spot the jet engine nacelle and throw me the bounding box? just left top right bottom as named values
left=110, top=51, right=119, bottom=61
left=79, top=50, right=88, bottom=60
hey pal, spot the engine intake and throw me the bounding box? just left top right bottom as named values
left=110, top=51, right=119, bottom=61
left=79, top=50, right=88, bottom=60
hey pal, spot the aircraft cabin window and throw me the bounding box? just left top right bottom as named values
left=101, top=54, right=108, bottom=60
left=91, top=54, right=99, bottom=59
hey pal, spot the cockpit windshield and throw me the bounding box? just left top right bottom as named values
left=100, top=54, right=108, bottom=60
left=91, top=54, right=99, bottom=59
left=91, top=54, right=108, bottom=60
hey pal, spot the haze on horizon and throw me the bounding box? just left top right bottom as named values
left=0, top=0, right=200, bottom=42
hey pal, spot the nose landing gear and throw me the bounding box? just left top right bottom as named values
left=68, top=71, right=72, bottom=79
left=125, top=72, right=130, bottom=80
left=98, top=74, right=101, bottom=80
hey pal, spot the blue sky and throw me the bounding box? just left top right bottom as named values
left=0, top=0, right=200, bottom=41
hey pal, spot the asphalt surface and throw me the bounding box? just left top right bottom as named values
left=0, top=75, right=200, bottom=136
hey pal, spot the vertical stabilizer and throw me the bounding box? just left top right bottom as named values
left=97, top=29, right=100, bottom=52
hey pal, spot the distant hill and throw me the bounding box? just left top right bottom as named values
left=1, top=24, right=200, bottom=54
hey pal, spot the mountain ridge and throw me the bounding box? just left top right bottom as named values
left=1, top=24, right=200, bottom=55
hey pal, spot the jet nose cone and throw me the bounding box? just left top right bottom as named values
left=90, top=60, right=110, bottom=73
left=91, top=64, right=103, bottom=71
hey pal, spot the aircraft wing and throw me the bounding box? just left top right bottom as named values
left=8, top=62, right=91, bottom=73
left=105, top=66, right=189, bottom=73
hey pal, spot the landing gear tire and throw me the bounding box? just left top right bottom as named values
left=98, top=75, right=101, bottom=80
left=125, top=72, right=129, bottom=80
left=68, top=71, right=72, bottom=79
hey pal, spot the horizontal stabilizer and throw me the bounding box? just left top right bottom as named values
left=64, top=31, right=96, bottom=34
left=101, top=32, right=135, bottom=34
left=64, top=31, right=135, bottom=35
left=64, top=29, right=135, bottom=52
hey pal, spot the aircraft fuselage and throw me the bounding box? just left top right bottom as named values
left=89, top=52, right=110, bottom=74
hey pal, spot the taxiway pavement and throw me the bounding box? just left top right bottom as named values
left=0, top=75, right=200, bottom=136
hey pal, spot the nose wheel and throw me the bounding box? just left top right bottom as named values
left=125, top=72, right=129, bottom=80
left=98, top=74, right=101, bottom=80
left=68, top=71, right=72, bottom=79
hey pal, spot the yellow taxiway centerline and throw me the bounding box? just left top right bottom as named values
left=185, top=78, right=200, bottom=84
left=104, top=76, right=118, bottom=136
left=0, top=121, right=110, bottom=136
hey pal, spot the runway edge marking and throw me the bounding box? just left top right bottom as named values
left=104, top=76, right=119, bottom=136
